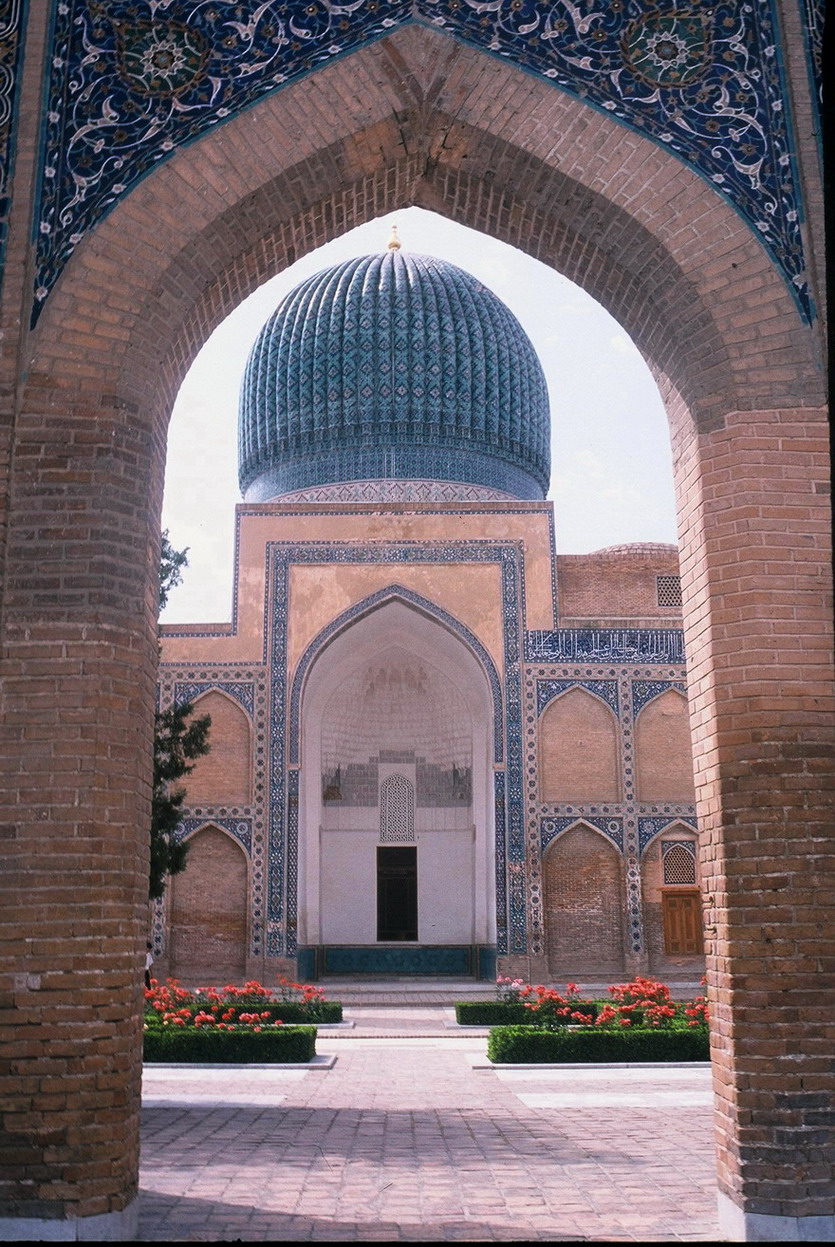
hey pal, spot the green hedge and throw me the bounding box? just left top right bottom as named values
left=487, top=1024, right=709, bottom=1064
left=455, top=1000, right=599, bottom=1026
left=144, top=1025, right=317, bottom=1064
left=455, top=1002, right=533, bottom=1026
left=145, top=1001, right=342, bottom=1026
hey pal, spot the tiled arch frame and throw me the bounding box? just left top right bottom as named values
left=1, top=15, right=831, bottom=1241
left=539, top=816, right=629, bottom=978
left=275, top=558, right=522, bottom=958
left=163, top=819, right=251, bottom=980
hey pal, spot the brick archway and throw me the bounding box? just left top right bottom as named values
left=1, top=18, right=831, bottom=1242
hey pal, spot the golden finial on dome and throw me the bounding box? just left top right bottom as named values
left=387, top=223, right=401, bottom=251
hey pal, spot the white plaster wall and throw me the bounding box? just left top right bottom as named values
left=319, top=826, right=475, bottom=944
left=320, top=830, right=378, bottom=943
left=416, top=829, right=474, bottom=942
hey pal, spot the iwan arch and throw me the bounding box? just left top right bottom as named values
left=0, top=3, right=831, bottom=1242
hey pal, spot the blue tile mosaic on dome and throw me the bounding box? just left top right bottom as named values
left=267, top=540, right=527, bottom=959
left=239, top=251, right=551, bottom=501
left=33, top=0, right=813, bottom=321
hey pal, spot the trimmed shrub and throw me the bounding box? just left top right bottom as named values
left=487, top=1024, right=709, bottom=1064
left=456, top=1000, right=599, bottom=1027
left=455, top=1002, right=534, bottom=1026
left=144, top=1025, right=317, bottom=1064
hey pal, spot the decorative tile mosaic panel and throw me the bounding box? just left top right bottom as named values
left=173, top=816, right=252, bottom=853
left=541, top=814, right=624, bottom=852
left=0, top=0, right=26, bottom=298
left=278, top=480, right=515, bottom=503
left=158, top=664, right=269, bottom=958
left=34, top=0, right=813, bottom=321
left=524, top=661, right=693, bottom=960
left=801, top=0, right=824, bottom=116
left=639, top=814, right=698, bottom=853
left=631, top=679, right=686, bottom=717
left=526, top=628, right=685, bottom=665
left=173, top=680, right=255, bottom=717
left=536, top=678, right=618, bottom=716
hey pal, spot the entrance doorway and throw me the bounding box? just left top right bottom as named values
left=377, top=846, right=418, bottom=941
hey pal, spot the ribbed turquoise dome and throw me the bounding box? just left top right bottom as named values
left=238, top=248, right=551, bottom=500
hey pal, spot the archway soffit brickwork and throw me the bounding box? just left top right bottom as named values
left=29, top=1, right=815, bottom=325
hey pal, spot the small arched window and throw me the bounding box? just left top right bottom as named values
left=662, top=840, right=697, bottom=886
left=380, top=775, right=415, bottom=842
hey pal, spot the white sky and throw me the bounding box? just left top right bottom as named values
left=161, top=206, right=677, bottom=623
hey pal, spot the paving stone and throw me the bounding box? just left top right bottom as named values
left=138, top=1006, right=722, bottom=1241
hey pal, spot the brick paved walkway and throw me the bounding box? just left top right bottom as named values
left=138, top=1009, right=721, bottom=1241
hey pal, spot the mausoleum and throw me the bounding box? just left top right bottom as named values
left=157, top=236, right=703, bottom=985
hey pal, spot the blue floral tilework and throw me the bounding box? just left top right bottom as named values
left=33, top=0, right=812, bottom=321
left=174, top=816, right=252, bottom=853
left=541, top=814, right=624, bottom=852
left=173, top=680, right=255, bottom=718
left=639, top=814, right=697, bottom=853
left=631, top=679, right=686, bottom=717
left=0, top=0, right=27, bottom=299
left=537, top=678, right=618, bottom=716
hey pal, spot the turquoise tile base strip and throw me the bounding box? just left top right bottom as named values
left=320, top=944, right=480, bottom=976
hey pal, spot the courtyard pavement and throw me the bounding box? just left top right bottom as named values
left=138, top=1006, right=721, bottom=1242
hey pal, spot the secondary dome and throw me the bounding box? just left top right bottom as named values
left=238, top=245, right=551, bottom=501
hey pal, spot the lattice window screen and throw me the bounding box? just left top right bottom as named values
left=662, top=840, right=697, bottom=885
left=380, top=774, right=415, bottom=842
left=656, top=574, right=683, bottom=607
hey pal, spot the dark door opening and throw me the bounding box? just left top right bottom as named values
left=377, top=846, right=418, bottom=941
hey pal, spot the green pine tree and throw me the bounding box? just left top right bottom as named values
left=150, top=532, right=211, bottom=900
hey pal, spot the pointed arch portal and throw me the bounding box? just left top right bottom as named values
left=0, top=7, right=830, bottom=1241
left=297, top=597, right=495, bottom=974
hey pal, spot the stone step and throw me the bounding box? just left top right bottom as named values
left=315, top=976, right=706, bottom=1006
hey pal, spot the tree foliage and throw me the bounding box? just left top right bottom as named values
left=150, top=702, right=211, bottom=900
left=150, top=533, right=211, bottom=899
left=159, top=529, right=189, bottom=612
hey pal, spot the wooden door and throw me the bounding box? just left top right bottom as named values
left=662, top=890, right=703, bottom=955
